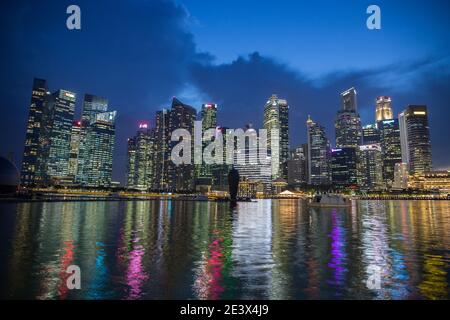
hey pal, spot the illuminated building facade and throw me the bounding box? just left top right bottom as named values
left=331, top=147, right=357, bottom=188
left=378, top=119, right=402, bottom=188
left=375, top=96, right=393, bottom=122
left=409, top=171, right=450, bottom=193
left=43, top=90, right=76, bottom=183
left=126, top=123, right=155, bottom=191
left=287, top=145, right=308, bottom=186
left=169, top=98, right=197, bottom=191
left=307, top=116, right=331, bottom=186
left=196, top=103, right=218, bottom=189
left=234, top=127, right=272, bottom=191
left=80, top=111, right=117, bottom=187
left=20, top=78, right=49, bottom=186
left=335, top=87, right=362, bottom=148
left=392, top=162, right=409, bottom=190
left=357, top=144, right=383, bottom=190
left=399, top=105, right=432, bottom=175
left=68, top=120, right=81, bottom=179
left=362, top=124, right=380, bottom=145
left=76, top=94, right=108, bottom=184
left=263, top=94, right=289, bottom=179
left=152, top=98, right=197, bottom=191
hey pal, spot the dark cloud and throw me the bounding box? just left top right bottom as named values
left=190, top=53, right=450, bottom=170
left=1, top=0, right=449, bottom=184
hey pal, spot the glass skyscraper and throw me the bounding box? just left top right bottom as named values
left=43, top=90, right=76, bottom=183
left=196, top=103, right=218, bottom=189
left=362, top=124, right=380, bottom=145
left=331, top=147, right=357, bottom=188
left=335, top=87, right=362, bottom=148
left=20, top=78, right=49, bottom=186
left=378, top=119, right=402, bottom=187
left=307, top=115, right=331, bottom=186
left=263, top=94, right=289, bottom=179
left=80, top=111, right=117, bottom=187
left=126, top=123, right=155, bottom=191
left=375, top=96, right=394, bottom=122
left=357, top=144, right=383, bottom=191
left=68, top=120, right=81, bottom=179
left=399, top=105, right=432, bottom=175
left=76, top=94, right=109, bottom=184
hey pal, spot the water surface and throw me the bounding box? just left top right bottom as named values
left=0, top=200, right=448, bottom=299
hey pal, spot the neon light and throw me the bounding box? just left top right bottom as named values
left=413, top=111, right=426, bottom=115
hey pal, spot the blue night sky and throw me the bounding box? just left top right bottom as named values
left=1, top=0, right=449, bottom=183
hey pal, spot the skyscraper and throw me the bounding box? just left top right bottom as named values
left=263, top=94, right=289, bottom=179
left=335, top=87, right=362, bottom=148
left=76, top=94, right=108, bottom=184
left=169, top=98, right=197, bottom=191
left=153, top=108, right=171, bottom=191
left=196, top=103, right=218, bottom=189
left=357, top=144, right=383, bottom=191
left=233, top=127, right=272, bottom=190
left=20, top=78, right=49, bottom=186
left=200, top=103, right=217, bottom=130
left=287, top=145, right=308, bottom=186
left=43, top=90, right=76, bottom=183
left=378, top=119, right=402, bottom=187
left=126, top=123, right=154, bottom=190
left=68, top=120, right=81, bottom=179
left=307, top=116, right=331, bottom=186
left=399, top=105, right=432, bottom=175
left=331, top=147, right=357, bottom=188
left=362, top=124, right=380, bottom=145
left=375, top=96, right=393, bottom=122
left=80, top=111, right=117, bottom=187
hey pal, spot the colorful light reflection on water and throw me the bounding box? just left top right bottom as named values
left=0, top=200, right=448, bottom=300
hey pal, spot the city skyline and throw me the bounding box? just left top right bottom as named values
left=1, top=0, right=450, bottom=185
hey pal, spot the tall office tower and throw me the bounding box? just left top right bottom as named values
left=331, top=147, right=357, bottom=188
left=153, top=108, right=171, bottom=191
left=126, top=136, right=136, bottom=188
left=362, top=124, right=380, bottom=144
left=263, top=94, right=289, bottom=179
left=378, top=119, right=402, bottom=187
left=392, top=162, right=409, bottom=190
left=126, top=123, right=154, bottom=191
left=211, top=126, right=232, bottom=191
left=20, top=78, right=49, bottom=186
left=234, top=127, right=272, bottom=189
left=307, top=116, right=331, bottom=186
left=287, top=145, right=308, bottom=186
left=196, top=103, right=218, bottom=189
left=399, top=105, right=432, bottom=175
left=357, top=144, right=383, bottom=191
left=341, top=87, right=357, bottom=112
left=81, top=111, right=116, bottom=187
left=335, top=88, right=362, bottom=148
left=301, top=142, right=309, bottom=183
left=76, top=94, right=109, bottom=183
left=68, top=120, right=81, bottom=179
left=168, top=97, right=197, bottom=191
left=375, top=96, right=393, bottom=122
left=201, top=103, right=217, bottom=130
left=42, top=90, right=76, bottom=183
left=80, top=94, right=108, bottom=126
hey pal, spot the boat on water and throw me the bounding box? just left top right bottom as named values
left=308, top=193, right=351, bottom=207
